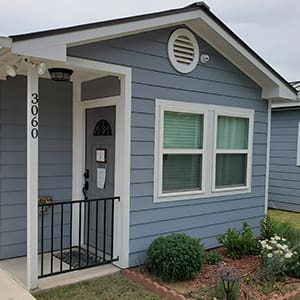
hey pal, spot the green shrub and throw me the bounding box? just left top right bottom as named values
left=205, top=250, right=223, bottom=265
left=217, top=222, right=260, bottom=259
left=259, top=235, right=296, bottom=282
left=260, top=214, right=276, bottom=239
left=272, top=221, right=300, bottom=278
left=146, top=233, right=205, bottom=282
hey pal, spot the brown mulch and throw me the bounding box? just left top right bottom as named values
left=133, top=248, right=300, bottom=300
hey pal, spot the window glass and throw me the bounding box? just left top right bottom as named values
left=216, top=154, right=247, bottom=188
left=164, top=111, right=203, bottom=149
left=163, top=154, right=202, bottom=192
left=217, top=116, right=249, bottom=149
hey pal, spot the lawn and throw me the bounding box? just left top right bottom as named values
left=34, top=272, right=161, bottom=300
left=268, top=209, right=300, bottom=229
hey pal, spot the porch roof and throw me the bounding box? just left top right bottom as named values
left=0, top=2, right=298, bottom=102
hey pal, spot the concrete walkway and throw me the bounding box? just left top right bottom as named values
left=0, top=269, right=36, bottom=300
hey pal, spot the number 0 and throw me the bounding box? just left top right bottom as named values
left=31, top=128, right=39, bottom=139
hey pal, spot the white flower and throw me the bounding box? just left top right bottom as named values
left=267, top=253, right=273, bottom=258
left=285, top=252, right=293, bottom=259
left=282, top=238, right=286, bottom=242
left=274, top=235, right=281, bottom=240
left=266, top=245, right=272, bottom=250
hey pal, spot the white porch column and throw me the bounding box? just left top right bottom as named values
left=72, top=79, right=83, bottom=246
left=27, top=63, right=39, bottom=290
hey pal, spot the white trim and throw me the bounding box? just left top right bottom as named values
left=71, top=57, right=131, bottom=269
left=11, top=11, right=201, bottom=61
left=297, top=122, right=300, bottom=167
left=26, top=64, right=39, bottom=290
left=186, top=18, right=297, bottom=101
left=167, top=28, right=199, bottom=74
left=264, top=99, right=272, bottom=214
left=212, top=110, right=254, bottom=193
left=9, top=7, right=296, bottom=102
left=272, top=101, right=300, bottom=109
left=154, top=99, right=254, bottom=203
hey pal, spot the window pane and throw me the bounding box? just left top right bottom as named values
left=216, top=154, right=247, bottom=188
left=217, top=116, right=249, bottom=149
left=162, top=154, right=202, bottom=193
left=164, top=111, right=203, bottom=149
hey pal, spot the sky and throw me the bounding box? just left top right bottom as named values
left=0, top=0, right=299, bottom=81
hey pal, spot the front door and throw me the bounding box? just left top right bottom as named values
left=84, top=106, right=115, bottom=255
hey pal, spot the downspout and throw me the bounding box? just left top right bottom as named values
left=264, top=99, right=272, bottom=214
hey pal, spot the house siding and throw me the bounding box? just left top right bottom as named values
left=68, top=26, right=267, bottom=266
left=269, top=109, right=300, bottom=212
left=0, top=76, right=72, bottom=259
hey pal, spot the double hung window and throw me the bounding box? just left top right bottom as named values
left=155, top=100, right=254, bottom=202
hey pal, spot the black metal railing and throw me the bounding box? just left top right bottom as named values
left=38, top=197, right=120, bottom=278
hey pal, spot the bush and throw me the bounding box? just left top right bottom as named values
left=260, top=214, right=276, bottom=239
left=217, top=222, right=260, bottom=259
left=205, top=250, right=223, bottom=265
left=272, top=221, right=300, bottom=278
left=259, top=235, right=296, bottom=282
left=146, top=234, right=205, bottom=282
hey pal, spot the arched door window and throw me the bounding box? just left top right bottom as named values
left=93, top=119, right=113, bottom=136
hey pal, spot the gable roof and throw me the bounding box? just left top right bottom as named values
left=1, top=2, right=298, bottom=102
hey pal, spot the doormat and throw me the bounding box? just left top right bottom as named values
left=54, top=246, right=102, bottom=268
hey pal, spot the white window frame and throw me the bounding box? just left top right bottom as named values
left=297, top=122, right=300, bottom=166
left=154, top=99, right=254, bottom=202
left=212, top=109, right=254, bottom=193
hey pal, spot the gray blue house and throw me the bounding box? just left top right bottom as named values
left=269, top=82, right=300, bottom=212
left=0, top=2, right=297, bottom=290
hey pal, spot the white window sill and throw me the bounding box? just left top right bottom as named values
left=154, top=187, right=251, bottom=203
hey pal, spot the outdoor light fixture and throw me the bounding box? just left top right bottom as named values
left=36, top=62, right=47, bottom=76
left=221, top=272, right=236, bottom=300
left=48, top=68, right=73, bottom=82
left=5, top=65, right=17, bottom=77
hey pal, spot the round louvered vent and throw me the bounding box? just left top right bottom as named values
left=168, top=28, right=199, bottom=73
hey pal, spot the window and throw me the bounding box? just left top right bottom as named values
left=162, top=111, right=204, bottom=193
left=154, top=100, right=254, bottom=202
left=214, top=115, right=250, bottom=190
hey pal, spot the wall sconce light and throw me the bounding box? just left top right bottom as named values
left=221, top=272, right=236, bottom=300
left=36, top=63, right=47, bottom=76
left=48, top=68, right=73, bottom=82
left=5, top=65, right=17, bottom=77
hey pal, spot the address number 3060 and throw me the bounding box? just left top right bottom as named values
left=31, top=93, right=39, bottom=139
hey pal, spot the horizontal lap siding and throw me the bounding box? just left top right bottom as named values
left=68, top=26, right=266, bottom=266
left=269, top=110, right=300, bottom=212
left=0, top=76, right=72, bottom=259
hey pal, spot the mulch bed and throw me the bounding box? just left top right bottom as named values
left=132, top=247, right=300, bottom=300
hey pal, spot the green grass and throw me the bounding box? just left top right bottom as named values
left=34, top=272, right=162, bottom=300
left=268, top=209, right=300, bottom=229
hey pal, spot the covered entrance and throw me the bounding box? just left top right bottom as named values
left=0, top=55, right=131, bottom=289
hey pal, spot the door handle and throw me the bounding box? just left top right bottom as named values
left=82, top=181, right=89, bottom=200
left=82, top=169, right=89, bottom=199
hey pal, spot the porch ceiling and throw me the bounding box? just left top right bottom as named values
left=0, top=52, right=110, bottom=82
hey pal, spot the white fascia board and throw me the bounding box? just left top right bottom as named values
left=0, top=37, right=12, bottom=48
left=11, top=10, right=201, bottom=61
left=187, top=16, right=297, bottom=102
left=272, top=100, right=300, bottom=109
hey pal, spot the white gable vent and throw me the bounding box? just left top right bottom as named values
left=168, top=28, right=199, bottom=73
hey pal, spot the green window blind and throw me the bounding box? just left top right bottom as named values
left=163, top=154, right=202, bottom=192
left=164, top=111, right=203, bottom=149
left=217, top=116, right=249, bottom=149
